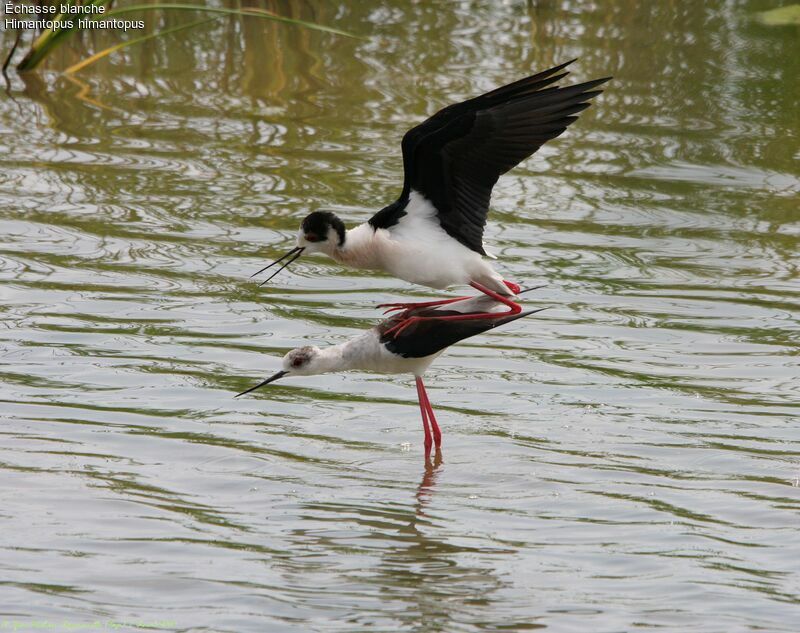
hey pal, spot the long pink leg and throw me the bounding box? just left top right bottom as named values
left=378, top=295, right=471, bottom=315
left=415, top=376, right=433, bottom=455
left=385, top=281, right=522, bottom=338
left=416, top=376, right=441, bottom=449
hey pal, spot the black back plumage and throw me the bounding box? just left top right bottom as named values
left=369, top=60, right=610, bottom=255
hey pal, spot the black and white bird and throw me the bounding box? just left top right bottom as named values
left=236, top=291, right=544, bottom=453
left=254, top=60, right=608, bottom=335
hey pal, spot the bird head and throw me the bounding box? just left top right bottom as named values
left=252, top=211, right=345, bottom=285
left=281, top=345, right=324, bottom=376
left=234, top=346, right=329, bottom=398
left=297, top=210, right=345, bottom=254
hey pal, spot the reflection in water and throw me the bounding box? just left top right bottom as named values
left=0, top=1, right=799, bottom=631
left=285, top=449, right=525, bottom=631
left=416, top=448, right=443, bottom=516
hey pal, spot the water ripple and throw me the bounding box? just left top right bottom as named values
left=1, top=1, right=799, bottom=631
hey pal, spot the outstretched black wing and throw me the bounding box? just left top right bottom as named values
left=369, top=60, right=610, bottom=255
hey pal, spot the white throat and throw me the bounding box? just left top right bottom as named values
left=332, top=223, right=384, bottom=270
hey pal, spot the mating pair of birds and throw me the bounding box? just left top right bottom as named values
left=238, top=60, right=609, bottom=453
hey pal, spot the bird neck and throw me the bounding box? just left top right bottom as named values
left=332, top=223, right=383, bottom=270
left=307, top=333, right=379, bottom=375
left=307, top=344, right=350, bottom=375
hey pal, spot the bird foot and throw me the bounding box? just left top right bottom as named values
left=377, top=296, right=470, bottom=316
left=383, top=316, right=421, bottom=338
left=383, top=304, right=523, bottom=339
left=503, top=280, right=521, bottom=295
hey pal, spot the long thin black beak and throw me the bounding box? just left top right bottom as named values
left=235, top=370, right=288, bottom=398
left=251, top=246, right=305, bottom=285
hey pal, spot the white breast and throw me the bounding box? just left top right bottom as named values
left=334, top=191, right=509, bottom=294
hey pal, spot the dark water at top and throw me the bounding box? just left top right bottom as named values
left=1, top=1, right=798, bottom=631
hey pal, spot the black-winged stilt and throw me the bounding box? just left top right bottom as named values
left=236, top=291, right=545, bottom=453
left=254, top=60, right=608, bottom=335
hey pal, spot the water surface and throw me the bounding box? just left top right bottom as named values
left=1, top=1, right=799, bottom=631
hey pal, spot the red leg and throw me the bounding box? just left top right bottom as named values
left=416, top=377, right=441, bottom=449
left=378, top=295, right=471, bottom=315
left=415, top=376, right=433, bottom=455
left=384, top=281, right=522, bottom=338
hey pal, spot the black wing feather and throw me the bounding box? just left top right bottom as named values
left=377, top=290, right=546, bottom=358
left=369, top=60, right=610, bottom=255
left=378, top=307, right=544, bottom=358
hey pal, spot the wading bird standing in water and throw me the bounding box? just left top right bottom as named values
left=254, top=60, right=608, bottom=336
left=236, top=292, right=544, bottom=453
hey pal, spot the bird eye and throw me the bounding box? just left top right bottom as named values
left=291, top=357, right=304, bottom=368
left=305, top=233, right=319, bottom=242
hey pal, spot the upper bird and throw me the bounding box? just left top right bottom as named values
left=254, top=60, right=609, bottom=333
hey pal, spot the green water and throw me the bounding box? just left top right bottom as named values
left=1, top=1, right=799, bottom=631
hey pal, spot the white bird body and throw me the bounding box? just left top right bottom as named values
left=280, top=292, right=522, bottom=379
left=331, top=191, right=508, bottom=294
left=299, top=330, right=442, bottom=377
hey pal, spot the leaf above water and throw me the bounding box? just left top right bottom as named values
left=756, top=4, right=800, bottom=25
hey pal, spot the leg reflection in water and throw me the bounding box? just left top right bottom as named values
left=416, top=448, right=444, bottom=517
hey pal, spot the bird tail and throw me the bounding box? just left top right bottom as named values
left=516, top=285, right=546, bottom=296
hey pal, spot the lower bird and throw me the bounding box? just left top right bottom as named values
left=236, top=290, right=544, bottom=453
left=253, top=60, right=608, bottom=335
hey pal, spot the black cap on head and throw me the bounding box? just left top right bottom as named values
left=301, top=211, right=345, bottom=246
